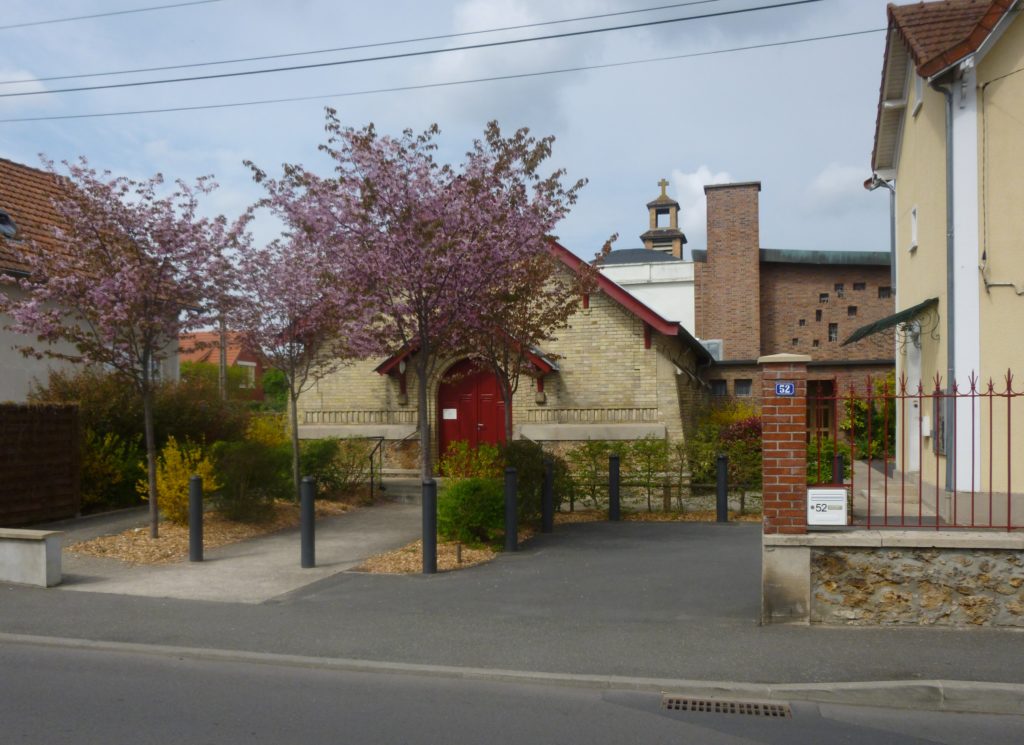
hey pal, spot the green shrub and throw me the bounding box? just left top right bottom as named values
left=259, top=368, right=288, bottom=411
left=807, top=437, right=852, bottom=485
left=687, top=402, right=762, bottom=488
left=626, top=436, right=670, bottom=512
left=440, top=440, right=503, bottom=479
left=138, top=435, right=220, bottom=525
left=840, top=373, right=896, bottom=460
left=565, top=440, right=613, bottom=509
left=502, top=440, right=554, bottom=524
left=80, top=429, right=144, bottom=513
left=300, top=437, right=372, bottom=500
left=179, top=360, right=254, bottom=400
left=212, top=439, right=291, bottom=522
left=437, top=477, right=505, bottom=545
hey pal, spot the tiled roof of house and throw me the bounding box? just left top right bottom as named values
left=0, top=158, right=69, bottom=275
left=889, top=0, right=1014, bottom=77
left=179, top=331, right=256, bottom=367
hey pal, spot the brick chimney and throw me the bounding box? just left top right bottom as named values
left=696, top=182, right=762, bottom=360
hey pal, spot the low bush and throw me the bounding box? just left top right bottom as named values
left=440, top=440, right=503, bottom=479
left=564, top=440, right=613, bottom=509
left=626, top=436, right=670, bottom=512
left=138, top=435, right=220, bottom=525
left=212, top=439, right=291, bottom=522
left=300, top=437, right=372, bottom=500
left=437, top=477, right=505, bottom=545
left=80, top=429, right=144, bottom=513
left=807, top=437, right=852, bottom=485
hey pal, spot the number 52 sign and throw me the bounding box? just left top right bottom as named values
left=775, top=382, right=796, bottom=396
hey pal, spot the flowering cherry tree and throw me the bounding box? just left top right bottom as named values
left=306, top=113, right=585, bottom=477
left=230, top=226, right=376, bottom=500
left=0, top=159, right=229, bottom=538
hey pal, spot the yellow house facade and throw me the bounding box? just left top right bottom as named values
left=863, top=0, right=1024, bottom=522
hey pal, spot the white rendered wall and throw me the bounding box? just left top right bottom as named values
left=600, top=260, right=695, bottom=332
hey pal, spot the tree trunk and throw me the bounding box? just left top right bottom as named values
left=289, top=380, right=302, bottom=502
left=218, top=315, right=228, bottom=402
left=417, top=351, right=431, bottom=480
left=142, top=384, right=159, bottom=539
left=500, top=375, right=514, bottom=442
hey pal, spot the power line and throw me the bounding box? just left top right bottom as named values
left=0, top=0, right=223, bottom=32
left=0, top=0, right=824, bottom=99
left=0, top=27, right=882, bottom=124
left=0, top=0, right=726, bottom=86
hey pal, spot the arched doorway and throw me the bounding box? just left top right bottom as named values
left=437, top=359, right=507, bottom=461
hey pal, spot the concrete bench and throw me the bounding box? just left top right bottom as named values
left=0, top=529, right=63, bottom=587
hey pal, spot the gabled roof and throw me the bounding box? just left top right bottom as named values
left=0, top=158, right=68, bottom=275
left=871, top=1, right=1017, bottom=171
left=890, top=0, right=1012, bottom=78
left=179, top=331, right=258, bottom=367
left=549, top=240, right=712, bottom=364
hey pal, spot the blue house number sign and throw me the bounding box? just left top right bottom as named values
left=775, top=382, right=796, bottom=397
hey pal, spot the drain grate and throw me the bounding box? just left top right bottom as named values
left=661, top=695, right=792, bottom=718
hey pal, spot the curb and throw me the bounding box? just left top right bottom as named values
left=2, top=632, right=1022, bottom=715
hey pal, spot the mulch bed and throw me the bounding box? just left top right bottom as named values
left=67, top=500, right=353, bottom=565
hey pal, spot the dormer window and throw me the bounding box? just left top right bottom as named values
left=0, top=209, right=17, bottom=239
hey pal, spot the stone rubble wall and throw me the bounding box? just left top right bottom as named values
left=811, top=547, right=1024, bottom=627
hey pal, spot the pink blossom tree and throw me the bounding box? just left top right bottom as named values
left=0, top=159, right=230, bottom=538
left=230, top=225, right=377, bottom=500
left=305, top=112, right=586, bottom=479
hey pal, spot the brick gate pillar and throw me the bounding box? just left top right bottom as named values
left=758, top=354, right=810, bottom=535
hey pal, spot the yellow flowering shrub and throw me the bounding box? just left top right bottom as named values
left=138, top=435, right=221, bottom=525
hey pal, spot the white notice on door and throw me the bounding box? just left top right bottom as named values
left=442, top=408, right=458, bottom=420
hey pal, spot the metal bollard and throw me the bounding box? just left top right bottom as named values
left=609, top=453, right=620, bottom=521
left=832, top=452, right=845, bottom=485
left=422, top=479, right=437, bottom=574
left=300, top=476, right=316, bottom=568
left=188, top=475, right=203, bottom=562
left=542, top=457, right=554, bottom=534
left=504, top=467, right=518, bottom=552
left=716, top=454, right=729, bottom=523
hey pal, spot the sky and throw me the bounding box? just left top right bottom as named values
left=0, top=0, right=899, bottom=260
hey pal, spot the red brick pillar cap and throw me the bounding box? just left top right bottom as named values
left=757, top=353, right=812, bottom=365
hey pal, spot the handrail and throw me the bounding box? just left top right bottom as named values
left=366, top=436, right=385, bottom=500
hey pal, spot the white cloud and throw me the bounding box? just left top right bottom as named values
left=805, top=163, right=870, bottom=217
left=670, top=165, right=732, bottom=248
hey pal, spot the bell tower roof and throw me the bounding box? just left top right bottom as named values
left=640, top=178, right=686, bottom=258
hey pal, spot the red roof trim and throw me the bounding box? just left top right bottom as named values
left=548, top=240, right=679, bottom=336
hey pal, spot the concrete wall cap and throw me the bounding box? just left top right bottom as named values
left=0, top=529, right=63, bottom=541
left=764, top=530, right=1024, bottom=550
left=758, top=354, right=812, bottom=364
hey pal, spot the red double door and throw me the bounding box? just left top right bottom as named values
left=438, top=359, right=506, bottom=460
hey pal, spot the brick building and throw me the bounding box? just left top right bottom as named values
left=693, top=182, right=894, bottom=413
left=298, top=242, right=712, bottom=472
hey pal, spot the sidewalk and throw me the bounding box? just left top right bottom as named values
left=4, top=512, right=1024, bottom=714
left=50, top=501, right=421, bottom=603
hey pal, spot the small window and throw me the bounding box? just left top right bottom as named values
left=828, top=323, right=838, bottom=342
left=878, top=286, right=892, bottom=299
left=819, top=293, right=829, bottom=304
left=853, top=282, right=866, bottom=291
left=798, top=319, right=806, bottom=327
left=834, top=283, right=844, bottom=298
left=815, top=309, right=822, bottom=322
left=734, top=379, right=752, bottom=397
left=791, top=337, right=799, bottom=346
left=711, top=379, right=727, bottom=396
left=848, top=306, right=858, bottom=317
left=812, top=339, right=820, bottom=348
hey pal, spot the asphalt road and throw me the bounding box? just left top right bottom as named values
left=4, top=522, right=1023, bottom=686
left=3, top=641, right=1022, bottom=745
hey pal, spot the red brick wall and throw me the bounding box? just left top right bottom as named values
left=0, top=404, right=80, bottom=526
left=697, top=183, right=762, bottom=359
left=760, top=359, right=808, bottom=535
left=760, top=263, right=894, bottom=360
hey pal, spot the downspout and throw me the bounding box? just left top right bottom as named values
left=930, top=79, right=955, bottom=491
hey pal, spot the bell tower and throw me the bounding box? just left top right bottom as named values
left=640, top=178, right=687, bottom=258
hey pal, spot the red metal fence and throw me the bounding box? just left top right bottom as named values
left=809, top=372, right=1023, bottom=531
